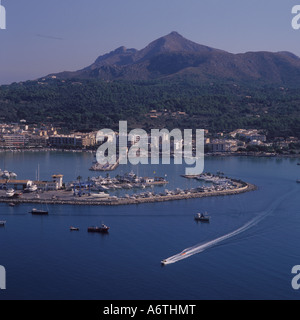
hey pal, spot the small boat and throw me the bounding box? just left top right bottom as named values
left=70, top=226, right=79, bottom=231
left=9, top=203, right=15, bottom=207
left=194, top=213, right=210, bottom=222
left=30, top=208, right=48, bottom=215
left=87, top=223, right=110, bottom=233
left=0, top=221, right=6, bottom=226
left=297, top=180, right=300, bottom=183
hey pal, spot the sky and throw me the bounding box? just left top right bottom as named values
left=0, top=0, right=299, bottom=84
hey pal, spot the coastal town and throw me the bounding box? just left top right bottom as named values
left=0, top=120, right=299, bottom=157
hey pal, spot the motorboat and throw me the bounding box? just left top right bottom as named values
left=28, top=185, right=38, bottom=192
left=0, top=221, right=6, bottom=226
left=194, top=213, right=210, bottom=222
left=87, top=223, right=110, bottom=233
left=6, top=189, right=15, bottom=198
left=70, top=226, right=79, bottom=231
left=161, top=259, right=167, bottom=266
left=9, top=203, right=15, bottom=207
left=9, top=172, right=17, bottom=178
left=30, top=208, right=48, bottom=215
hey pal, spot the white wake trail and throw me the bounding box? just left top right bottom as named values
left=163, top=188, right=296, bottom=265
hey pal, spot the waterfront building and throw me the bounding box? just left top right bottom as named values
left=49, top=133, right=96, bottom=148
left=3, top=134, right=28, bottom=148
left=208, top=139, right=238, bottom=153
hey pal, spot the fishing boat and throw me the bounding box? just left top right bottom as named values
left=70, top=226, right=79, bottom=231
left=30, top=208, right=48, bottom=215
left=87, top=223, right=110, bottom=233
left=194, top=213, right=210, bottom=222
left=0, top=221, right=6, bottom=226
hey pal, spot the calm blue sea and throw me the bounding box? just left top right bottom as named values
left=0, top=151, right=300, bottom=300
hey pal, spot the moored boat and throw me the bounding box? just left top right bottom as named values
left=6, top=188, right=15, bottom=198
left=194, top=213, right=210, bottom=222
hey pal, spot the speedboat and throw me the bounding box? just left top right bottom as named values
left=0, top=221, right=6, bottom=226
left=161, top=259, right=167, bottom=266
left=87, top=223, right=110, bottom=233
left=194, top=213, right=210, bottom=222
left=70, top=226, right=79, bottom=231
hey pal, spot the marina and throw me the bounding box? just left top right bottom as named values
left=0, top=178, right=256, bottom=206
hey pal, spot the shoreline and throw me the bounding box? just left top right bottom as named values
left=0, top=148, right=299, bottom=159
left=1, top=182, right=257, bottom=207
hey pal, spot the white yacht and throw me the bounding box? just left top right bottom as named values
left=28, top=184, right=38, bottom=192
left=9, top=172, right=17, bottom=178
left=6, top=189, right=15, bottom=198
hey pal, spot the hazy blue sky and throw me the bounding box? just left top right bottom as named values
left=0, top=0, right=299, bottom=84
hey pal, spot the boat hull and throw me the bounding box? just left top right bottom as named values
left=87, top=227, right=110, bottom=233
left=31, top=210, right=48, bottom=215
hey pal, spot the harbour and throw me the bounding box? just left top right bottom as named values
left=0, top=151, right=299, bottom=300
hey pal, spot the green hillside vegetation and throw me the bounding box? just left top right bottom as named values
left=0, top=77, right=300, bottom=138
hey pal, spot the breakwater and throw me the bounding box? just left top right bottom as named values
left=1, top=181, right=257, bottom=207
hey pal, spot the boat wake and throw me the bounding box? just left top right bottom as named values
left=162, top=188, right=296, bottom=265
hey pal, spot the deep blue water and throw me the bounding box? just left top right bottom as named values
left=0, top=152, right=300, bottom=300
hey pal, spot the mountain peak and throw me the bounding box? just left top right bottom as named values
left=165, top=31, right=183, bottom=38
left=47, top=32, right=300, bottom=85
